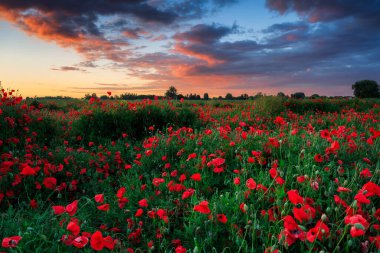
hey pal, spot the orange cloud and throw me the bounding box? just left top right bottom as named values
left=173, top=43, right=224, bottom=66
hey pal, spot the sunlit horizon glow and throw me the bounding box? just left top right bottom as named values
left=1, top=0, right=379, bottom=98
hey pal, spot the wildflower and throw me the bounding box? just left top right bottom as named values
left=94, top=194, right=104, bottom=203
left=182, top=188, right=195, bottom=200
left=90, top=231, right=104, bottom=251
left=314, top=154, right=323, bottom=163
left=2, top=236, right=22, bottom=248
left=217, top=214, right=227, bottom=223
left=66, top=200, right=79, bottom=216
left=67, top=221, right=80, bottom=236
left=138, top=199, right=148, bottom=208
left=287, top=190, right=304, bottom=205
left=43, top=177, right=57, bottom=189
left=194, top=201, right=211, bottom=214
left=191, top=173, right=201, bottom=181
left=72, top=236, right=89, bottom=248
left=97, top=204, right=110, bottom=211
left=246, top=178, right=257, bottom=190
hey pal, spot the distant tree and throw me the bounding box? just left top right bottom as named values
left=177, top=94, right=185, bottom=100
left=291, top=92, right=305, bottom=99
left=203, top=93, right=209, bottom=100
left=255, top=92, right=263, bottom=98
left=225, top=93, right=233, bottom=100
left=100, top=95, right=108, bottom=100
left=165, top=86, right=178, bottom=99
left=310, top=94, right=320, bottom=99
left=277, top=92, right=286, bottom=97
left=352, top=80, right=380, bottom=98
left=239, top=94, right=249, bottom=100
left=84, top=93, right=97, bottom=99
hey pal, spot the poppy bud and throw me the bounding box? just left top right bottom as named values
left=354, top=223, right=365, bottom=230
left=321, top=214, right=328, bottom=222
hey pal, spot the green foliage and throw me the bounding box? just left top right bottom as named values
left=1, top=93, right=380, bottom=253
left=285, top=98, right=379, bottom=113
left=352, top=79, right=380, bottom=98
left=254, top=95, right=286, bottom=116
left=71, top=104, right=200, bottom=143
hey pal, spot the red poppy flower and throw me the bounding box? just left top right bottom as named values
left=247, top=157, right=255, bottom=163
left=213, top=167, right=224, bottom=173
left=207, top=157, right=225, bottom=167
left=90, top=231, right=104, bottom=251
left=30, top=199, right=38, bottom=209
left=43, top=177, right=57, bottom=189
left=186, top=153, right=197, bottom=161
left=182, top=188, right=195, bottom=200
left=97, top=204, right=110, bottom=211
left=103, top=236, right=115, bottom=250
left=175, top=245, right=187, bottom=253
left=314, top=154, right=323, bottom=163
left=354, top=192, right=371, bottom=204
left=2, top=236, right=22, bottom=248
left=72, top=236, right=89, bottom=249
left=350, top=226, right=365, bottom=237
left=240, top=202, right=247, bottom=213
left=217, top=214, right=227, bottom=223
left=293, top=205, right=316, bottom=223
left=194, top=201, right=211, bottom=214
left=369, top=236, right=380, bottom=249
left=246, top=178, right=257, bottom=190
left=337, top=187, right=351, bottom=192
left=116, top=187, right=126, bottom=198
left=20, top=165, right=37, bottom=176
left=138, top=199, right=148, bottom=208
left=287, top=190, right=304, bottom=205
left=66, top=200, right=79, bottom=216
left=152, top=178, right=165, bottom=186
left=306, top=220, right=330, bottom=242
left=330, top=141, right=340, bottom=151
left=94, top=194, right=104, bottom=203
left=320, top=129, right=330, bottom=139
left=297, top=176, right=306, bottom=183
left=135, top=208, right=143, bottom=217
left=191, top=173, right=201, bottom=181
left=52, top=205, right=65, bottom=215
left=179, top=174, right=186, bottom=182
left=359, top=168, right=372, bottom=178
left=67, top=221, right=80, bottom=236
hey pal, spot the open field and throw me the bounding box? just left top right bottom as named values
left=1, top=90, right=379, bottom=252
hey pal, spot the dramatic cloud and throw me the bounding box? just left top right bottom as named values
left=51, top=66, right=84, bottom=72
left=0, top=0, right=236, bottom=61
left=1, top=0, right=379, bottom=96
left=265, top=0, right=380, bottom=24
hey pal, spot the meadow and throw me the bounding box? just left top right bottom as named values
left=0, top=89, right=379, bottom=252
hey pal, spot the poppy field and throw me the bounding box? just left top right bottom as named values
left=0, top=89, right=379, bottom=252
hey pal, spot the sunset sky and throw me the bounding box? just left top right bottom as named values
left=1, top=0, right=379, bottom=98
